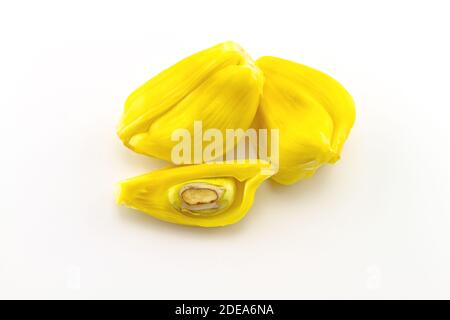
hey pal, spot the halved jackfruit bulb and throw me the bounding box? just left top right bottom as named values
left=255, top=56, right=356, bottom=185
left=116, top=161, right=274, bottom=227
left=117, top=41, right=263, bottom=163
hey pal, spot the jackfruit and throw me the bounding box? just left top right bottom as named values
left=254, top=56, right=356, bottom=185
left=116, top=160, right=274, bottom=227
left=118, top=41, right=263, bottom=163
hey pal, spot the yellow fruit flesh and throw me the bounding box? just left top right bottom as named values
left=116, top=161, right=274, bottom=227
left=255, top=56, right=356, bottom=185
left=128, top=64, right=263, bottom=161
left=257, top=56, right=355, bottom=160
left=115, top=43, right=356, bottom=227
left=117, top=41, right=263, bottom=163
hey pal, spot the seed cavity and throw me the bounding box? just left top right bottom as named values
left=168, top=178, right=236, bottom=216
left=181, top=188, right=218, bottom=205
left=179, top=183, right=225, bottom=212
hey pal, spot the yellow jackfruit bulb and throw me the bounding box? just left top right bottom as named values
left=255, top=56, right=356, bottom=185
left=117, top=41, right=263, bottom=162
left=116, top=160, right=274, bottom=227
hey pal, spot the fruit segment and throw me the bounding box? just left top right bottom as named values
left=255, top=56, right=356, bottom=185
left=117, top=41, right=263, bottom=163
left=116, top=160, right=275, bottom=227
left=115, top=42, right=357, bottom=227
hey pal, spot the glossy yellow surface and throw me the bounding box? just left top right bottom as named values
left=116, top=161, right=274, bottom=227
left=117, top=41, right=263, bottom=162
left=116, top=43, right=356, bottom=227
left=255, top=56, right=356, bottom=185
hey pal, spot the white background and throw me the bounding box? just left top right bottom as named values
left=1, top=0, right=449, bottom=299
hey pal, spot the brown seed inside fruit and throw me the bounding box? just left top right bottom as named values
left=181, top=188, right=218, bottom=205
